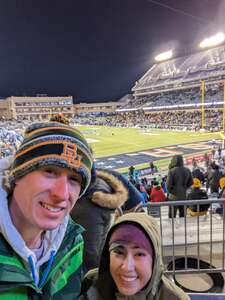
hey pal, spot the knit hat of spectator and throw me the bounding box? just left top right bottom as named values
left=192, top=178, right=201, bottom=188
left=109, top=223, right=153, bottom=256
left=219, top=177, right=225, bottom=189
left=153, top=181, right=159, bottom=186
left=9, top=121, right=93, bottom=197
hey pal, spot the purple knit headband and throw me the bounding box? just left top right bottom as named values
left=109, top=223, right=153, bottom=255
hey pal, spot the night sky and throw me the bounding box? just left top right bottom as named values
left=0, top=0, right=224, bottom=103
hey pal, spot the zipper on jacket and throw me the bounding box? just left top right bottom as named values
left=28, top=251, right=56, bottom=288
left=28, top=255, right=38, bottom=286
left=38, top=250, right=56, bottom=289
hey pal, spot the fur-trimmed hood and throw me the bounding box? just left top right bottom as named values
left=88, top=169, right=129, bottom=209
left=70, top=169, right=142, bottom=271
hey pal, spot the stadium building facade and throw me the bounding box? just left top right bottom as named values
left=74, top=101, right=121, bottom=115
left=0, top=96, right=124, bottom=121
left=0, top=96, right=74, bottom=120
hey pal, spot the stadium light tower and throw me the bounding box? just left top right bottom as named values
left=154, top=50, right=173, bottom=62
left=199, top=32, right=225, bottom=49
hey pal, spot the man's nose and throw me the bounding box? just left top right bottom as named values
left=51, top=176, right=70, bottom=201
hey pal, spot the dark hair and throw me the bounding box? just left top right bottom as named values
left=153, top=181, right=159, bottom=186
left=97, top=221, right=155, bottom=299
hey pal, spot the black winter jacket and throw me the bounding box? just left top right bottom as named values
left=187, top=188, right=209, bottom=212
left=70, top=168, right=142, bottom=271
left=167, top=155, right=193, bottom=200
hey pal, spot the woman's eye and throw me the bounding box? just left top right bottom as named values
left=113, top=249, right=124, bottom=256
left=135, top=252, right=146, bottom=257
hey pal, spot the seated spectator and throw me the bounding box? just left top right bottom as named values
left=79, top=212, right=190, bottom=300
left=141, top=177, right=151, bottom=194
left=219, top=177, right=225, bottom=198
left=215, top=177, right=225, bottom=215
left=141, top=177, right=148, bottom=186
left=161, top=176, right=168, bottom=194
left=136, top=182, right=149, bottom=204
left=187, top=178, right=209, bottom=216
left=192, top=166, right=205, bottom=184
left=150, top=181, right=166, bottom=202
left=208, top=163, right=223, bottom=194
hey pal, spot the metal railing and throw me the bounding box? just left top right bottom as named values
left=188, top=294, right=225, bottom=300
left=135, top=198, right=225, bottom=276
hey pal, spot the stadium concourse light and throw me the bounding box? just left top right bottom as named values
left=154, top=50, right=173, bottom=62
left=199, top=32, right=225, bottom=48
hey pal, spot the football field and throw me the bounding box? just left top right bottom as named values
left=76, top=125, right=222, bottom=172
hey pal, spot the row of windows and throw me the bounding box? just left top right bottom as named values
left=14, top=101, right=72, bottom=107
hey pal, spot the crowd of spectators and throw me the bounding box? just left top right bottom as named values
left=0, top=121, right=25, bottom=157
left=127, top=147, right=225, bottom=220
left=101, top=109, right=222, bottom=131
left=123, top=83, right=224, bottom=109
left=0, top=109, right=224, bottom=159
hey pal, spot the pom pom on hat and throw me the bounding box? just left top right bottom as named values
left=192, top=178, right=201, bottom=188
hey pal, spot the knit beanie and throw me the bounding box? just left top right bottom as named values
left=109, top=223, right=153, bottom=256
left=9, top=121, right=93, bottom=197
left=220, top=177, right=225, bottom=189
left=192, top=178, right=201, bottom=188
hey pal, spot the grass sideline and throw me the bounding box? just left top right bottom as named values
left=76, top=125, right=221, bottom=172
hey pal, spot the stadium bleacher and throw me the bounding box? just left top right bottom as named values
left=115, top=44, right=225, bottom=115
left=132, top=44, right=225, bottom=93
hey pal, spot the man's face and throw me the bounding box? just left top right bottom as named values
left=10, top=165, right=81, bottom=235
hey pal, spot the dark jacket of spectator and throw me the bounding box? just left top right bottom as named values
left=192, top=167, right=205, bottom=184
left=167, top=155, right=193, bottom=200
left=70, top=168, right=142, bottom=271
left=208, top=165, right=223, bottom=193
left=187, top=178, right=209, bottom=212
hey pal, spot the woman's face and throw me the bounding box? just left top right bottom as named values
left=110, top=242, right=153, bottom=296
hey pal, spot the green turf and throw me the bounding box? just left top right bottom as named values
left=77, top=125, right=221, bottom=159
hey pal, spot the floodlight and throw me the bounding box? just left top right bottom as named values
left=154, top=50, right=173, bottom=62
left=199, top=32, right=225, bottom=48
